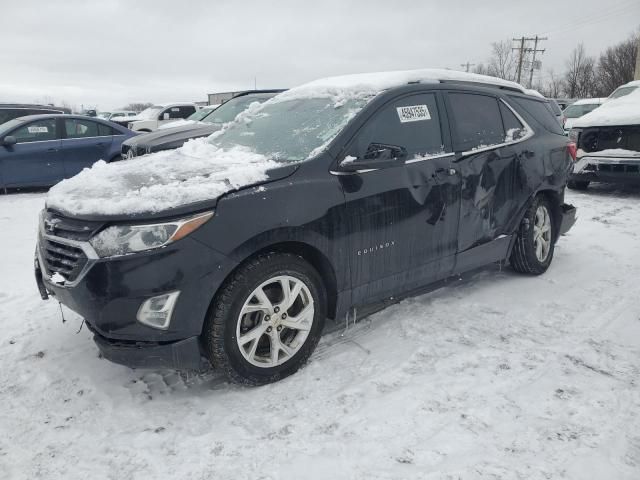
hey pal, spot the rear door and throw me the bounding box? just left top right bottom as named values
left=0, top=118, right=63, bottom=187
left=338, top=91, right=461, bottom=306
left=61, top=118, right=113, bottom=177
left=444, top=91, right=528, bottom=268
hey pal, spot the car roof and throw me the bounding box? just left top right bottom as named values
left=8, top=114, right=126, bottom=126
left=291, top=68, right=531, bottom=96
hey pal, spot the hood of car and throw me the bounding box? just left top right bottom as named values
left=45, top=138, right=297, bottom=221
left=123, top=123, right=221, bottom=150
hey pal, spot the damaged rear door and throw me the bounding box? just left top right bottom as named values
left=337, top=91, right=461, bottom=306
left=444, top=91, right=525, bottom=271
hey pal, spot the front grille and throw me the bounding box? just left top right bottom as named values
left=589, top=163, right=640, bottom=174
left=43, top=211, right=104, bottom=241
left=40, top=238, right=88, bottom=282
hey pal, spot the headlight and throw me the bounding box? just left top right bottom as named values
left=89, top=211, right=213, bottom=258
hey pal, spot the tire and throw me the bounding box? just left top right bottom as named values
left=567, top=180, right=589, bottom=190
left=202, top=252, right=326, bottom=385
left=510, top=196, right=555, bottom=275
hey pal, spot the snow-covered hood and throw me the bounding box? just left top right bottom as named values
left=46, top=138, right=290, bottom=218
left=573, top=89, right=640, bottom=128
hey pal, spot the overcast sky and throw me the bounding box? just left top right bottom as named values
left=1, top=0, right=638, bottom=110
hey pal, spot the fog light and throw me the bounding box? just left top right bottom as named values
left=136, top=291, right=180, bottom=330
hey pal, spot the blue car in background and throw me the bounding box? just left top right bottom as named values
left=0, top=114, right=137, bottom=191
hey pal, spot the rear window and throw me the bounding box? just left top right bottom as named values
left=448, top=93, right=505, bottom=150
left=509, top=96, right=564, bottom=135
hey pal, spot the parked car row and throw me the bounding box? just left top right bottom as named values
left=34, top=68, right=577, bottom=385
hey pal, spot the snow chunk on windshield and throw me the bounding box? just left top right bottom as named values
left=46, top=138, right=279, bottom=216
left=573, top=88, right=640, bottom=128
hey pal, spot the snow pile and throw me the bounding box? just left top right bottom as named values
left=46, top=138, right=279, bottom=216
left=573, top=88, right=640, bottom=127
left=158, top=119, right=198, bottom=130
left=584, top=148, right=640, bottom=158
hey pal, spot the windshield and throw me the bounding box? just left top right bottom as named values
left=187, top=108, right=215, bottom=121
left=203, top=94, right=275, bottom=125
left=137, top=106, right=163, bottom=120
left=0, top=118, right=24, bottom=136
left=563, top=103, right=600, bottom=118
left=608, top=86, right=638, bottom=100
left=209, top=96, right=370, bottom=162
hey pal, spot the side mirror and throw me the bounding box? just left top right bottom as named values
left=339, top=143, right=408, bottom=172
left=162, top=113, right=170, bottom=120
left=2, top=135, right=17, bottom=146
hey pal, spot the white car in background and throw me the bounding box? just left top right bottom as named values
left=110, top=103, right=197, bottom=132
left=562, top=98, right=606, bottom=133
left=98, top=111, right=137, bottom=121
left=158, top=104, right=220, bottom=130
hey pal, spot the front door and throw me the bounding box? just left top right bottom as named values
left=337, top=91, right=461, bottom=307
left=0, top=118, right=64, bottom=188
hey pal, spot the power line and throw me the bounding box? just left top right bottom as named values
left=512, top=36, right=547, bottom=87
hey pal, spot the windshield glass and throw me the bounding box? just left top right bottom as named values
left=137, top=106, right=163, bottom=120
left=608, top=86, right=638, bottom=100
left=203, top=94, right=275, bottom=125
left=208, top=96, right=370, bottom=162
left=187, top=108, right=215, bottom=121
left=0, top=119, right=24, bottom=136
left=563, top=103, right=600, bottom=118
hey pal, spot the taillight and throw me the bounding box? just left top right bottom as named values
left=567, top=141, right=577, bottom=161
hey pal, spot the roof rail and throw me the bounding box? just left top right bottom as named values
left=437, top=79, right=525, bottom=94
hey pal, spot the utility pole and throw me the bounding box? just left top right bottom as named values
left=528, top=35, right=547, bottom=89
left=460, top=62, right=475, bottom=73
left=513, top=37, right=526, bottom=84
left=513, top=36, right=547, bottom=87
left=635, top=35, right=640, bottom=80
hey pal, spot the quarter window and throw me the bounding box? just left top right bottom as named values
left=98, top=123, right=116, bottom=136
left=12, top=119, right=57, bottom=143
left=448, top=93, right=505, bottom=151
left=65, top=119, right=99, bottom=138
left=351, top=93, right=445, bottom=159
left=499, top=102, right=526, bottom=141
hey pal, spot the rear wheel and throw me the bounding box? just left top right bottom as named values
left=510, top=196, right=555, bottom=275
left=202, top=252, right=326, bottom=385
left=567, top=180, right=589, bottom=190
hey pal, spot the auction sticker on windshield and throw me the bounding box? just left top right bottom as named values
left=397, top=105, right=431, bottom=123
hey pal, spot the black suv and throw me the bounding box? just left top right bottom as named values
left=35, top=70, right=576, bottom=385
left=0, top=103, right=71, bottom=125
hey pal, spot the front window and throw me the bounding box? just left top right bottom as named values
left=209, top=96, right=370, bottom=162
left=12, top=119, right=57, bottom=143
left=203, top=95, right=274, bottom=125
left=137, top=106, right=163, bottom=120
left=608, top=86, right=638, bottom=100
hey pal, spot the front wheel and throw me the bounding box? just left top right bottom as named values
left=202, top=252, right=326, bottom=385
left=510, top=196, right=555, bottom=275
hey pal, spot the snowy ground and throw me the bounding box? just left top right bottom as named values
left=1, top=186, right=639, bottom=480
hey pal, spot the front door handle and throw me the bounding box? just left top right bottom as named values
left=434, top=167, right=457, bottom=176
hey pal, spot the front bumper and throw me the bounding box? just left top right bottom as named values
left=571, top=154, right=640, bottom=184
left=35, top=233, right=236, bottom=369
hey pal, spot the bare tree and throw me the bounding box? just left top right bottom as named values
left=472, top=63, right=488, bottom=75
left=487, top=40, right=518, bottom=81
left=595, top=31, right=639, bottom=96
left=122, top=102, right=154, bottom=113
left=564, top=44, right=597, bottom=98
left=544, top=69, right=565, bottom=98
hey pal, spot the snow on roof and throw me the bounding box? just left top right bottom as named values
left=46, top=138, right=279, bottom=216
left=618, top=79, right=640, bottom=88
left=278, top=68, right=530, bottom=102
left=572, top=98, right=607, bottom=105
left=573, top=88, right=640, bottom=128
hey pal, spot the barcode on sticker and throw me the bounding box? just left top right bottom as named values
left=397, top=105, right=431, bottom=123
left=27, top=126, right=49, bottom=133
